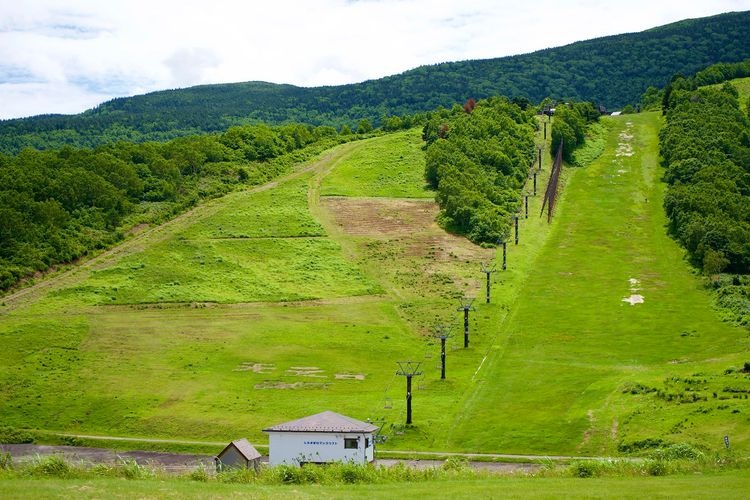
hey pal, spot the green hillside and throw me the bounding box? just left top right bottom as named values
left=1, top=115, right=748, bottom=457
left=2, top=11, right=750, bottom=152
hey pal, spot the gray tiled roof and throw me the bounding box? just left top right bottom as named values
left=218, top=438, right=261, bottom=460
left=263, top=411, right=378, bottom=433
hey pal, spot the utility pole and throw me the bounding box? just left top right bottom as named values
left=480, top=262, right=496, bottom=304
left=456, top=298, right=475, bottom=348
left=513, top=215, right=519, bottom=245
left=396, top=361, right=423, bottom=425
left=433, top=325, right=453, bottom=379
left=533, top=171, right=537, bottom=196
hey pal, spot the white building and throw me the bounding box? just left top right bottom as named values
left=263, top=410, right=378, bottom=466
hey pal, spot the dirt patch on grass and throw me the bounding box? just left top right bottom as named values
left=323, top=197, right=437, bottom=236
left=286, top=366, right=326, bottom=377
left=335, top=373, right=366, bottom=380
left=234, top=362, right=275, bottom=373
left=254, top=381, right=330, bottom=389
left=323, top=197, right=493, bottom=262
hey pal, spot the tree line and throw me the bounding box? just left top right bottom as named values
left=423, top=97, right=537, bottom=244
left=0, top=123, right=353, bottom=291
left=2, top=11, right=749, bottom=154
left=660, top=82, right=750, bottom=274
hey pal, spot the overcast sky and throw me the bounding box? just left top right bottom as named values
left=1, top=0, right=748, bottom=120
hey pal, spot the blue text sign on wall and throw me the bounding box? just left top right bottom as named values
left=304, top=440, right=337, bottom=446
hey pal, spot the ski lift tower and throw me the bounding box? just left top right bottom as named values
left=396, top=361, right=423, bottom=425
left=433, top=324, right=453, bottom=379
left=456, top=298, right=475, bottom=348
left=480, top=262, right=496, bottom=304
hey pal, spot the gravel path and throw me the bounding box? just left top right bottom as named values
left=0, top=444, right=540, bottom=475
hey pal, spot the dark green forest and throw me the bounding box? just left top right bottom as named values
left=0, top=123, right=351, bottom=291
left=661, top=83, right=750, bottom=275
left=423, top=97, right=536, bottom=244
left=2, top=11, right=749, bottom=153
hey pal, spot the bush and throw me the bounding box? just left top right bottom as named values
left=118, top=458, right=155, bottom=480
left=0, top=426, right=34, bottom=444
left=187, top=467, right=209, bottom=482
left=650, top=443, right=705, bottom=461
left=0, top=452, right=12, bottom=470
left=570, top=460, right=597, bottom=478
left=24, top=455, right=75, bottom=478
left=442, top=456, right=471, bottom=472
left=643, top=459, right=669, bottom=476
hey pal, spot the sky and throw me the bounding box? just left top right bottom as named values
left=1, top=0, right=749, bottom=120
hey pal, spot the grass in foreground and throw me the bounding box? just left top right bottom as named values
left=0, top=453, right=749, bottom=499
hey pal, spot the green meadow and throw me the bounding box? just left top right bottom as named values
left=1, top=114, right=749, bottom=462
left=447, top=113, right=750, bottom=454
left=1, top=469, right=750, bottom=499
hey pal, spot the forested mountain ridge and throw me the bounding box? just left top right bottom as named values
left=1, top=11, right=749, bottom=153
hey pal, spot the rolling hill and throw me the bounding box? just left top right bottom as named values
left=1, top=11, right=750, bottom=153
left=1, top=115, right=748, bottom=456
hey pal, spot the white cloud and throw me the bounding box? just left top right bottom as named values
left=0, top=0, right=748, bottom=119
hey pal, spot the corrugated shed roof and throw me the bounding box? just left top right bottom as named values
left=263, top=410, right=378, bottom=433
left=218, top=438, right=261, bottom=461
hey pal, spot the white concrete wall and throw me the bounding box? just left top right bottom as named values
left=267, top=431, right=374, bottom=466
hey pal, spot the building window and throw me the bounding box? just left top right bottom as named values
left=365, top=438, right=370, bottom=448
left=344, top=438, right=358, bottom=449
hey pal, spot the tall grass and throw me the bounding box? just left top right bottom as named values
left=1, top=453, right=746, bottom=485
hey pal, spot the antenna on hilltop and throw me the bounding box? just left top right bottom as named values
left=456, top=298, right=475, bottom=348
left=396, top=361, right=423, bottom=425
left=480, top=262, right=496, bottom=304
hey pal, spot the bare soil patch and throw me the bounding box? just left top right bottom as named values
left=323, top=197, right=493, bottom=263
left=234, top=362, right=275, bottom=373
left=254, top=381, right=330, bottom=389
left=286, top=366, right=326, bottom=377
left=323, top=197, right=437, bottom=236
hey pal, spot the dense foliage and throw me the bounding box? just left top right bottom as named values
left=0, top=123, right=346, bottom=291
left=549, top=102, right=600, bottom=162
left=2, top=11, right=749, bottom=153
left=423, top=98, right=536, bottom=244
left=660, top=58, right=750, bottom=112
left=660, top=83, right=750, bottom=274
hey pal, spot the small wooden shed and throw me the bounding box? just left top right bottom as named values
left=214, top=438, right=262, bottom=472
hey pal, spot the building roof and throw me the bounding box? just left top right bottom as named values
left=217, top=438, right=262, bottom=461
left=263, top=410, right=378, bottom=433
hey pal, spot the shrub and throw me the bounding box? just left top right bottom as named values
left=118, top=458, right=155, bottom=480
left=24, top=455, right=74, bottom=478
left=650, top=443, right=705, bottom=461
left=442, top=456, right=471, bottom=472
left=570, top=460, right=597, bottom=478
left=187, top=467, right=209, bottom=482
left=644, top=459, right=669, bottom=476
left=0, top=426, right=34, bottom=444
left=0, top=452, right=12, bottom=470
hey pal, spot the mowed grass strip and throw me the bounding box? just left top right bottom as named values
left=320, top=128, right=433, bottom=198
left=448, top=112, right=749, bottom=455
left=24, top=173, right=380, bottom=307
left=178, top=174, right=325, bottom=239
